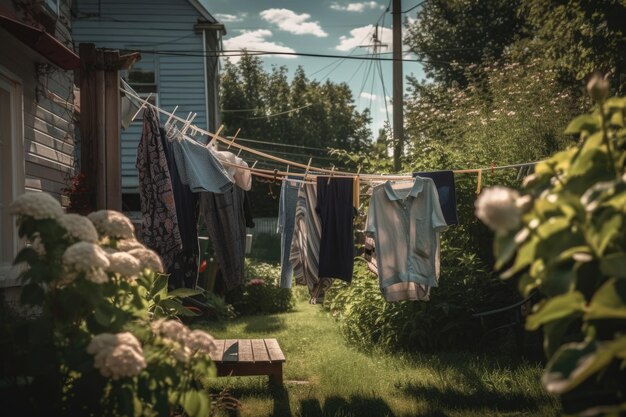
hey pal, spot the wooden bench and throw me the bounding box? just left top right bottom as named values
left=210, top=338, right=285, bottom=386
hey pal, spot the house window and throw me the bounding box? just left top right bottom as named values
left=0, top=71, right=25, bottom=286
left=126, top=54, right=158, bottom=121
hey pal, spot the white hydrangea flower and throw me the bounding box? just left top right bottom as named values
left=63, top=242, right=110, bottom=272
left=57, top=214, right=99, bottom=243
left=87, top=332, right=147, bottom=380
left=116, top=238, right=145, bottom=252
left=151, top=319, right=189, bottom=344
left=107, top=252, right=141, bottom=278
left=128, top=248, right=164, bottom=273
left=475, top=186, right=523, bottom=235
left=62, top=242, right=110, bottom=284
left=9, top=192, right=63, bottom=220
left=88, top=210, right=135, bottom=239
left=186, top=329, right=217, bottom=355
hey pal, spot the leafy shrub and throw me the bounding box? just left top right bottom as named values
left=0, top=198, right=219, bottom=417
left=232, top=260, right=294, bottom=315
left=326, top=243, right=519, bottom=353
left=480, top=86, right=626, bottom=416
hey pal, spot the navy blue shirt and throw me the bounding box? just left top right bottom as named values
left=316, top=177, right=356, bottom=282
left=413, top=171, right=458, bottom=226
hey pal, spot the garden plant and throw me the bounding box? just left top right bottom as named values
left=0, top=197, right=219, bottom=417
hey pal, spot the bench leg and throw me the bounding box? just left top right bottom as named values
left=268, top=363, right=283, bottom=387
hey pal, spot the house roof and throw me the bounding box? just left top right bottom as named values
left=187, top=0, right=218, bottom=23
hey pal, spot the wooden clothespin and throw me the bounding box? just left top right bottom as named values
left=273, top=169, right=278, bottom=182
left=327, top=165, right=335, bottom=185
left=302, top=158, right=313, bottom=185
left=237, top=147, right=243, bottom=157
left=207, top=124, right=224, bottom=148
left=227, top=128, right=241, bottom=149
left=179, top=113, right=197, bottom=140
left=130, top=92, right=153, bottom=122
left=354, top=165, right=362, bottom=209
left=476, top=170, right=483, bottom=195
left=165, top=105, right=178, bottom=126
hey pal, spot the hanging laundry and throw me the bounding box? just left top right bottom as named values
left=289, top=182, right=333, bottom=303
left=159, top=127, right=199, bottom=289
left=212, top=150, right=253, bottom=191
left=136, top=107, right=182, bottom=272
left=167, top=125, right=233, bottom=194
left=363, top=235, right=431, bottom=301
left=199, top=186, right=248, bottom=291
left=316, top=177, right=356, bottom=283
left=277, top=178, right=300, bottom=288
left=365, top=177, right=447, bottom=302
left=412, top=171, right=458, bottom=226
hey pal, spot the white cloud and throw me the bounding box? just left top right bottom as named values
left=336, top=24, right=392, bottom=51
left=360, top=92, right=378, bottom=101
left=330, top=2, right=383, bottom=12
left=215, top=13, right=247, bottom=23
left=222, top=30, right=296, bottom=63
left=260, top=8, right=328, bottom=37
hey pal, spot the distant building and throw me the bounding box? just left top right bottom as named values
left=72, top=0, right=225, bottom=209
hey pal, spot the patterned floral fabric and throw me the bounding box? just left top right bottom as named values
left=136, top=107, right=182, bottom=271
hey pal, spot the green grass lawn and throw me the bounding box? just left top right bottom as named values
left=199, top=300, right=559, bottom=417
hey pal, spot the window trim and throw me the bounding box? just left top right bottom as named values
left=0, top=65, right=25, bottom=288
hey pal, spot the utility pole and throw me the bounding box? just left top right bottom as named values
left=392, top=0, right=403, bottom=172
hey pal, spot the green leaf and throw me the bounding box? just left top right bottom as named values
left=180, top=390, right=210, bottom=417
left=600, top=253, right=626, bottom=278
left=160, top=299, right=199, bottom=316
left=526, top=291, right=585, bottom=331
left=543, top=337, right=626, bottom=394
left=542, top=315, right=579, bottom=359
left=585, top=278, right=626, bottom=321
left=12, top=247, right=39, bottom=266
left=501, top=236, right=537, bottom=279
left=564, top=114, right=600, bottom=135
left=494, top=231, right=517, bottom=270
left=540, top=265, right=578, bottom=296
left=152, top=274, right=169, bottom=296
left=167, top=288, right=202, bottom=299
left=609, top=109, right=625, bottom=127
left=587, top=210, right=622, bottom=256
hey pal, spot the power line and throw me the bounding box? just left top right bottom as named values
left=246, top=103, right=313, bottom=119
left=121, top=48, right=464, bottom=65
left=225, top=136, right=332, bottom=152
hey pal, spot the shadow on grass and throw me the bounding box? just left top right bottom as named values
left=401, top=382, right=540, bottom=413
left=301, top=395, right=396, bottom=417
left=243, top=315, right=286, bottom=333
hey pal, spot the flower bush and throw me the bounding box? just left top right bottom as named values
left=0, top=197, right=218, bottom=417
left=232, top=260, right=293, bottom=315
left=478, top=84, right=626, bottom=416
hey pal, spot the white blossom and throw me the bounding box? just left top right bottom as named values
left=475, top=186, right=523, bottom=235
left=107, top=252, right=141, bottom=278
left=9, top=192, right=63, bottom=220
left=87, top=332, right=147, bottom=380
left=62, top=242, right=110, bottom=284
left=151, top=319, right=189, bottom=344
left=88, top=210, right=135, bottom=239
left=57, top=214, right=99, bottom=243
left=186, top=329, right=217, bottom=355
left=586, top=73, right=609, bottom=102
left=128, top=248, right=164, bottom=273
left=116, top=239, right=145, bottom=252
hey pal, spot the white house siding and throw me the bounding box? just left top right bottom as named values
left=72, top=0, right=212, bottom=192
left=0, top=0, right=76, bottom=202
left=0, top=0, right=76, bottom=290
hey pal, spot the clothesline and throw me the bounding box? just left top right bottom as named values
left=121, top=87, right=540, bottom=187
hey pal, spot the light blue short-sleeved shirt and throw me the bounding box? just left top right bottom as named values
left=365, top=176, right=448, bottom=290
left=171, top=137, right=233, bottom=194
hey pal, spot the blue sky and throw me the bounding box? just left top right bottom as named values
left=205, top=0, right=425, bottom=135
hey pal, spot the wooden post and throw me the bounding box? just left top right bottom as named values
left=78, top=43, right=139, bottom=211
left=79, top=43, right=97, bottom=211
left=104, top=51, right=122, bottom=211
left=95, top=65, right=106, bottom=209
left=392, top=0, right=404, bottom=172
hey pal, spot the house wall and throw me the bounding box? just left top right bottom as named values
left=72, top=0, right=217, bottom=192
left=0, top=0, right=76, bottom=289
